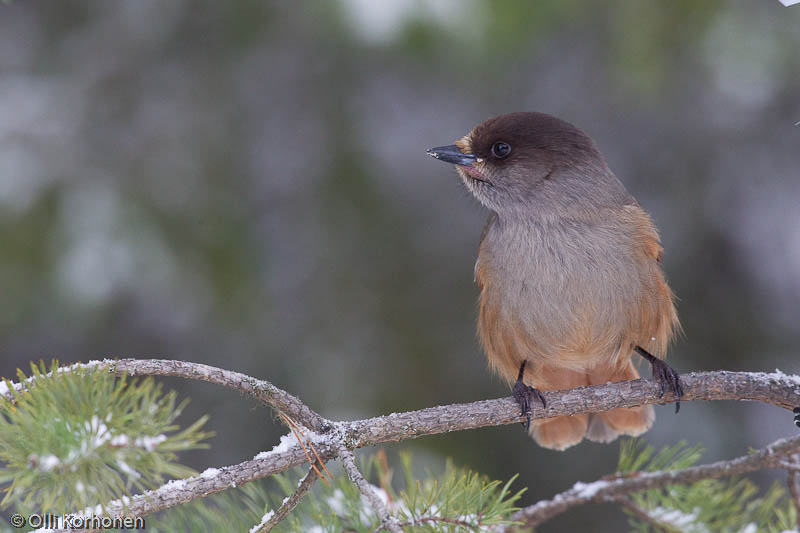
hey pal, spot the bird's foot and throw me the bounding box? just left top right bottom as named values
left=793, top=407, right=800, bottom=428
left=635, top=347, right=683, bottom=413
left=512, top=379, right=546, bottom=431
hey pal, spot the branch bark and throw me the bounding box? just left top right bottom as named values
left=786, top=455, right=800, bottom=531
left=19, top=359, right=800, bottom=532
left=1, top=358, right=330, bottom=432
left=35, top=360, right=799, bottom=440
left=337, top=445, right=402, bottom=533
left=252, top=464, right=319, bottom=532
left=500, top=433, right=800, bottom=530
left=107, top=359, right=330, bottom=432
left=607, top=495, right=680, bottom=533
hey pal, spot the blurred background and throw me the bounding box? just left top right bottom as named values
left=1, top=1, right=798, bottom=530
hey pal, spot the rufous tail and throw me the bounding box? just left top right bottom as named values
left=528, top=360, right=654, bottom=450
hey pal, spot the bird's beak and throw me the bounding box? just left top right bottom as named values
left=426, top=145, right=476, bottom=166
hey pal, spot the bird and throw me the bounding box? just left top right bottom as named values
left=427, top=112, right=682, bottom=450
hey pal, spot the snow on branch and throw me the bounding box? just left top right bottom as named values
left=15, top=358, right=800, bottom=532
left=499, top=433, right=800, bottom=530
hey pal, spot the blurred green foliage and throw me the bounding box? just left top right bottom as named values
left=0, top=2, right=798, bottom=531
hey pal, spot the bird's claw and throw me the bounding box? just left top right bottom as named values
left=635, top=347, right=683, bottom=414
left=649, top=358, right=683, bottom=414
left=512, top=379, right=546, bottom=431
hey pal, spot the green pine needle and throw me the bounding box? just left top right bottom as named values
left=617, top=438, right=796, bottom=533
left=1, top=362, right=796, bottom=533
left=0, top=360, right=213, bottom=515
left=152, top=452, right=525, bottom=532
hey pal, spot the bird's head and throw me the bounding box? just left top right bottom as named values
left=427, top=112, right=626, bottom=218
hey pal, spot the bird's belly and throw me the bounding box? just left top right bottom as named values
left=477, top=266, right=636, bottom=383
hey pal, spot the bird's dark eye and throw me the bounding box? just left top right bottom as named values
left=491, top=141, right=511, bottom=159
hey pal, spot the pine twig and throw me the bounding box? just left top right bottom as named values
left=109, top=359, right=330, bottom=432
left=606, top=495, right=681, bottom=533
left=500, top=434, right=800, bottom=531
left=337, top=445, right=402, bottom=533
left=18, top=361, right=800, bottom=442
left=786, top=454, right=800, bottom=531
left=0, top=358, right=330, bottom=432
left=252, top=464, right=320, bottom=533
left=19, top=361, right=800, bottom=438
left=778, top=460, right=800, bottom=471
left=15, top=360, right=799, bottom=530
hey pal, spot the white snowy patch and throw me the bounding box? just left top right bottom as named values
left=649, top=506, right=708, bottom=533
left=200, top=467, right=220, bottom=479
left=116, top=459, right=140, bottom=479
left=0, top=359, right=109, bottom=398
left=133, top=434, right=167, bottom=451
left=110, top=434, right=130, bottom=447
left=161, top=478, right=187, bottom=492
left=269, top=432, right=300, bottom=454
left=38, top=454, right=61, bottom=472
left=768, top=369, right=800, bottom=387
left=249, top=509, right=275, bottom=533
left=254, top=429, right=328, bottom=460
left=571, top=480, right=610, bottom=499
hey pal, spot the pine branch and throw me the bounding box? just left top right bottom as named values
left=0, top=359, right=329, bottom=432
left=336, top=445, right=402, bottom=533
left=37, top=447, right=337, bottom=533
left=607, top=495, right=681, bottom=533
left=500, top=433, right=800, bottom=530
left=109, top=359, right=330, bottom=432
left=20, top=360, right=798, bottom=441
left=777, top=461, right=800, bottom=471
left=12, top=359, right=799, bottom=531
left=0, top=362, right=212, bottom=516
left=251, top=464, right=319, bottom=533
left=786, top=455, right=800, bottom=531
